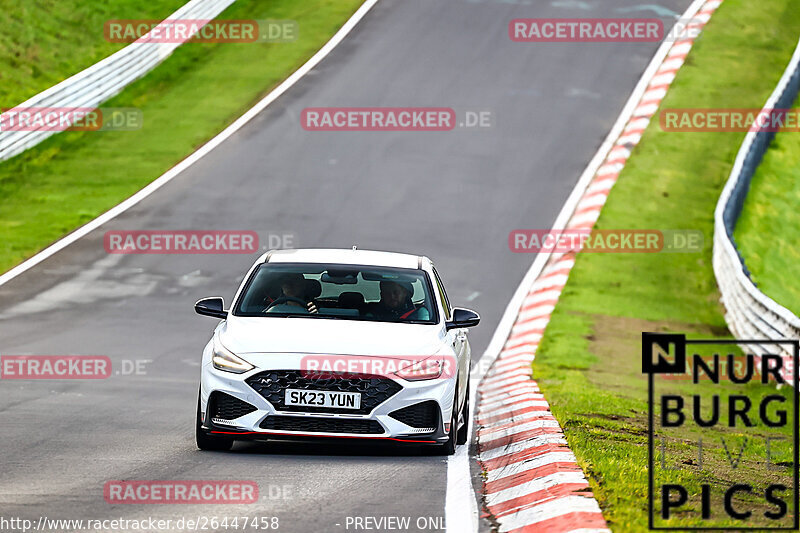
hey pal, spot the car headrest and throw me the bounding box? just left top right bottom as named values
left=400, top=281, right=414, bottom=298
left=380, top=280, right=415, bottom=298
left=305, top=278, right=322, bottom=299
left=338, top=291, right=365, bottom=308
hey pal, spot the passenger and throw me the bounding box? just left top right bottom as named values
left=371, top=281, right=419, bottom=320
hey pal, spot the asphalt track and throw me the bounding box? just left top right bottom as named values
left=0, top=0, right=691, bottom=531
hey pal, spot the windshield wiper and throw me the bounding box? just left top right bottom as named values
left=271, top=313, right=344, bottom=319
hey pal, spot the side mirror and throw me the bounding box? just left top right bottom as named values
left=445, top=307, right=480, bottom=330
left=195, top=297, right=228, bottom=319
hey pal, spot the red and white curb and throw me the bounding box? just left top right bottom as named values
left=474, top=1, right=723, bottom=531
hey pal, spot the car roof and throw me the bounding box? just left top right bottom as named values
left=264, top=248, right=427, bottom=269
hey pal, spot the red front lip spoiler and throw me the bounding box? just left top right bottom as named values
left=209, top=429, right=440, bottom=444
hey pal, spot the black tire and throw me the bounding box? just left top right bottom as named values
left=456, top=380, right=470, bottom=445
left=195, top=392, right=234, bottom=452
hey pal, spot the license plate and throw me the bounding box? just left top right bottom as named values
left=284, top=389, right=362, bottom=410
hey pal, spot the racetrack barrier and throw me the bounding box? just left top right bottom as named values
left=0, top=0, right=237, bottom=162
left=713, top=36, right=800, bottom=382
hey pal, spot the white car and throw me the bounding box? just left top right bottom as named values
left=194, top=248, right=480, bottom=455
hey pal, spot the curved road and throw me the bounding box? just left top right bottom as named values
left=0, top=0, right=689, bottom=531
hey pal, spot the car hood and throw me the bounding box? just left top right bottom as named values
left=218, top=316, right=446, bottom=356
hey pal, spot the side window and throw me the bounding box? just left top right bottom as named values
left=432, top=267, right=452, bottom=321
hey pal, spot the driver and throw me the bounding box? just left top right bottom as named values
left=268, top=273, right=318, bottom=314
left=371, top=281, right=418, bottom=320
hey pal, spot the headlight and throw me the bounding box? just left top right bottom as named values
left=212, top=337, right=254, bottom=374
left=394, top=355, right=445, bottom=381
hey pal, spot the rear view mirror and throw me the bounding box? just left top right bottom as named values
left=446, top=307, right=480, bottom=330
left=195, top=297, right=228, bottom=319
left=321, top=270, right=358, bottom=284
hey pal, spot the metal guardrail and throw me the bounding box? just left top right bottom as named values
left=713, top=37, right=800, bottom=378
left=0, top=0, right=236, bottom=162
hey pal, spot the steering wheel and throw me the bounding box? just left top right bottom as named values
left=265, top=296, right=308, bottom=310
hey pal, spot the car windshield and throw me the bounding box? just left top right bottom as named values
left=233, top=262, right=439, bottom=324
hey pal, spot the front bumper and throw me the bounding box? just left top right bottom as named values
left=198, top=361, right=455, bottom=444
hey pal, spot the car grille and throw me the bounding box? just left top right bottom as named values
left=259, top=415, right=384, bottom=435
left=209, top=391, right=258, bottom=420
left=389, top=401, right=439, bottom=430
left=245, top=370, right=402, bottom=415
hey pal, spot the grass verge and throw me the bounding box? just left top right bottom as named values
left=1, top=0, right=185, bottom=105
left=734, top=92, right=800, bottom=316
left=0, top=0, right=364, bottom=274
left=531, top=0, right=800, bottom=530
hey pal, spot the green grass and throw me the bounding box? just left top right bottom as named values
left=528, top=0, right=800, bottom=530
left=734, top=95, right=800, bottom=316
left=0, top=0, right=186, bottom=106
left=0, top=0, right=364, bottom=273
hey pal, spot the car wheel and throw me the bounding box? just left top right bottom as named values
left=195, top=392, right=234, bottom=452
left=456, top=379, right=469, bottom=445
